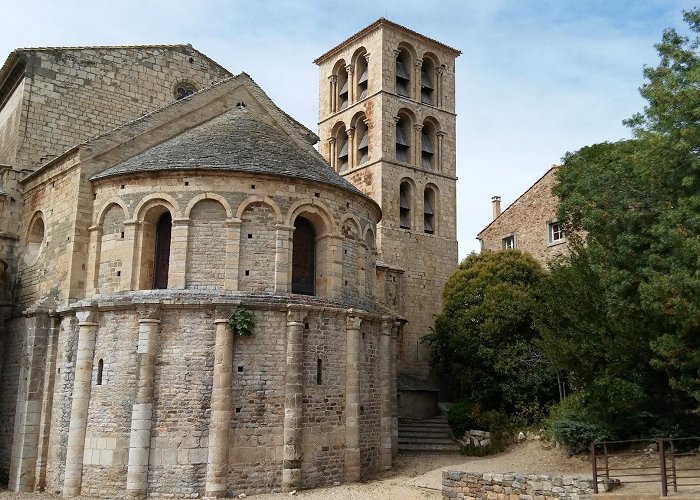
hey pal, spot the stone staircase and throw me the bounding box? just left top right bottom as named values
left=398, top=415, right=460, bottom=452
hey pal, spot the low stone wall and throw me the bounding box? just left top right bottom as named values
left=442, top=471, right=594, bottom=499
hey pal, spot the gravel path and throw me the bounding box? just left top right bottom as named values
left=1, top=441, right=696, bottom=499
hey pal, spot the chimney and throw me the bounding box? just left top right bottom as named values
left=491, top=196, right=501, bottom=220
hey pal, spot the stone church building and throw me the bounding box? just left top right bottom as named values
left=0, top=19, right=459, bottom=497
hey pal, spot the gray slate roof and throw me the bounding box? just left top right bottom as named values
left=90, top=109, right=363, bottom=196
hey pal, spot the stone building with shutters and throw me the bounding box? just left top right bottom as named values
left=477, top=166, right=569, bottom=265
left=0, top=17, right=459, bottom=498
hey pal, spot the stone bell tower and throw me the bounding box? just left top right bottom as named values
left=315, top=19, right=460, bottom=391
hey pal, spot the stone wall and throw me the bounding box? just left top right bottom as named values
left=442, top=471, right=594, bottom=500
left=477, top=167, right=568, bottom=267
left=11, top=46, right=231, bottom=171
left=315, top=21, right=460, bottom=381
left=0, top=79, right=24, bottom=166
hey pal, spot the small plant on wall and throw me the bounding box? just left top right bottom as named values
left=228, top=306, right=255, bottom=337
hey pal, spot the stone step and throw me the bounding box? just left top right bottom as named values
left=398, top=442, right=461, bottom=452
left=399, top=422, right=451, bottom=430
left=398, top=416, right=459, bottom=453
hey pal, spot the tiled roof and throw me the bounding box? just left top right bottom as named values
left=90, top=109, right=364, bottom=196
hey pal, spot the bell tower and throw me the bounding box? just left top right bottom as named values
left=315, top=19, right=460, bottom=387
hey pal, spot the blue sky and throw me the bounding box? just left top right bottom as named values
left=1, top=0, right=697, bottom=257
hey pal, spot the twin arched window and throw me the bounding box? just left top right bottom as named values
left=399, top=182, right=438, bottom=234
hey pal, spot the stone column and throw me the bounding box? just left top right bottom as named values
left=204, top=313, right=234, bottom=498
left=35, top=313, right=60, bottom=491
left=346, top=64, right=355, bottom=104
left=126, top=305, right=161, bottom=499
left=327, top=137, right=336, bottom=171
left=379, top=319, right=393, bottom=469
left=274, top=225, right=294, bottom=294
left=120, top=221, right=138, bottom=291
left=63, top=307, right=98, bottom=497
left=224, top=219, right=241, bottom=290
left=346, top=128, right=355, bottom=171
left=329, top=75, right=337, bottom=113
left=169, top=218, right=189, bottom=289
left=9, top=307, right=51, bottom=492
left=85, top=226, right=101, bottom=296
left=345, top=313, right=362, bottom=482
left=283, top=308, right=307, bottom=492
left=414, top=61, right=423, bottom=101
left=436, top=132, right=446, bottom=173
left=413, top=124, right=423, bottom=167
left=391, top=321, right=399, bottom=460
left=436, top=66, right=445, bottom=108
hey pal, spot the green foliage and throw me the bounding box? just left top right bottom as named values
left=426, top=251, right=557, bottom=421
left=548, top=420, right=611, bottom=456
left=228, top=306, right=255, bottom=337
left=539, top=9, right=700, bottom=444
left=446, top=401, right=513, bottom=456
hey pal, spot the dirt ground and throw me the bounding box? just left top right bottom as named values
left=0, top=440, right=697, bottom=499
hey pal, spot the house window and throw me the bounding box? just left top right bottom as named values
left=292, top=216, right=316, bottom=295
left=502, top=235, right=515, bottom=249
left=175, top=82, right=197, bottom=100
left=395, top=117, right=410, bottom=163
left=549, top=221, right=564, bottom=243
left=399, top=182, right=411, bottom=230
left=424, top=188, right=435, bottom=234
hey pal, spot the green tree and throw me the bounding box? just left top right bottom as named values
left=426, top=250, right=556, bottom=421
left=539, top=9, right=700, bottom=437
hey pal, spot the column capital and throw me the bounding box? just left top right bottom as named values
left=393, top=115, right=401, bottom=124
left=413, top=123, right=424, bottom=132
left=414, top=60, right=423, bottom=69
left=172, top=217, right=190, bottom=226
left=345, top=64, right=354, bottom=75
left=393, top=49, right=401, bottom=57
left=287, top=306, right=309, bottom=325
left=76, top=307, right=98, bottom=325
left=327, top=136, right=336, bottom=145
left=329, top=74, right=338, bottom=83
left=436, top=131, right=447, bottom=138
left=346, top=313, right=362, bottom=330
left=214, top=306, right=237, bottom=322
left=436, top=65, right=446, bottom=75
left=136, top=303, right=161, bottom=321
left=363, top=52, right=371, bottom=62
left=346, top=127, right=356, bottom=138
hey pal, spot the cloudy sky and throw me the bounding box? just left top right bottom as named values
left=1, top=0, right=696, bottom=257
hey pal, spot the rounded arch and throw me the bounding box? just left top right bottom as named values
left=25, top=210, right=46, bottom=266
left=350, top=47, right=368, bottom=67
left=352, top=47, right=369, bottom=102
left=332, top=58, right=348, bottom=76
left=395, top=43, right=416, bottom=99
left=331, top=119, right=350, bottom=136
left=333, top=58, right=350, bottom=112
left=423, top=183, right=439, bottom=235
left=422, top=115, right=441, bottom=132
left=363, top=225, right=376, bottom=250
left=396, top=107, right=417, bottom=123
left=235, top=195, right=282, bottom=223
left=421, top=51, right=441, bottom=67
left=396, top=42, right=418, bottom=61
left=133, top=193, right=181, bottom=222
left=185, top=193, right=233, bottom=219
left=351, top=111, right=369, bottom=167
left=286, top=199, right=336, bottom=235
left=95, top=197, right=129, bottom=227
left=340, top=214, right=362, bottom=238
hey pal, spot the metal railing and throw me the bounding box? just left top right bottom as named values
left=591, top=437, right=700, bottom=496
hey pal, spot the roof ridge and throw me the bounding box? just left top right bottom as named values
left=14, top=43, right=194, bottom=52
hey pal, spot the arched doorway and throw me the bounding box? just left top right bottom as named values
left=153, top=212, right=172, bottom=289
left=292, top=217, right=315, bottom=295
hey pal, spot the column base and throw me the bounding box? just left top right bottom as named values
left=345, top=448, right=361, bottom=482
left=282, top=467, right=301, bottom=492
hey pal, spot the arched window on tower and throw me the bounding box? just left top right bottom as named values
left=399, top=182, right=412, bottom=230
left=421, top=58, right=435, bottom=104
left=356, top=118, right=369, bottom=166
left=292, top=216, right=316, bottom=295
left=421, top=121, right=436, bottom=170
left=395, top=50, right=411, bottom=97
left=338, top=66, right=349, bottom=111
left=395, top=116, right=411, bottom=163
left=153, top=212, right=172, bottom=289
left=356, top=53, right=369, bottom=100
left=424, top=187, right=436, bottom=234
left=337, top=125, right=349, bottom=172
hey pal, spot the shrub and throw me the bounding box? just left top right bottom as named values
left=549, top=419, right=610, bottom=455
left=446, top=400, right=478, bottom=438
left=447, top=401, right=514, bottom=456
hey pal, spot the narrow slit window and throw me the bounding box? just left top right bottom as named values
left=96, top=359, right=104, bottom=385
left=316, top=359, right=323, bottom=385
